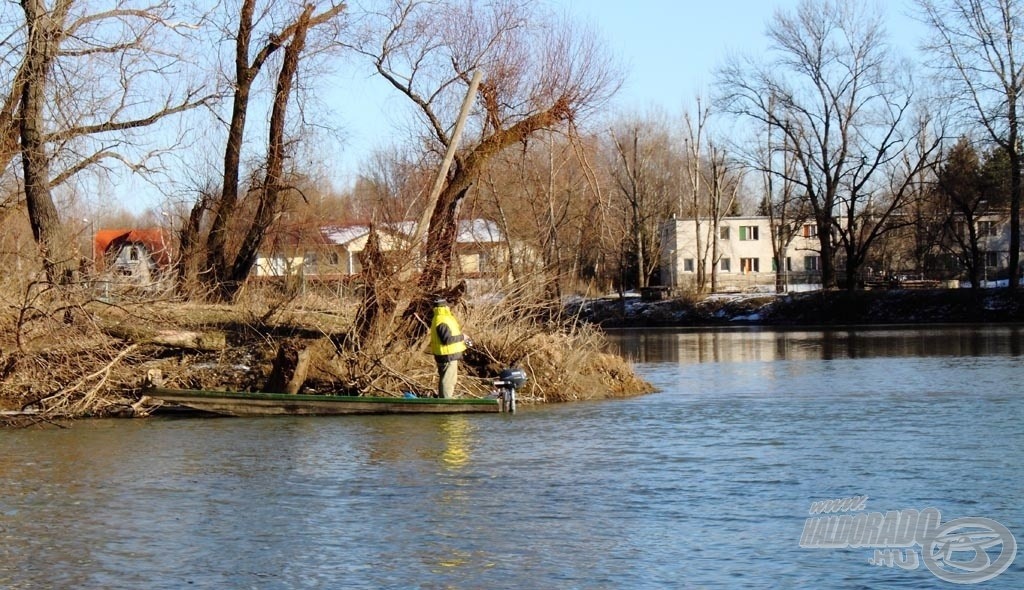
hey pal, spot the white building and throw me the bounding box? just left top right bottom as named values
left=660, top=216, right=823, bottom=292
left=251, top=219, right=528, bottom=296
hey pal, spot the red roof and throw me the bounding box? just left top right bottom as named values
left=93, top=228, right=172, bottom=270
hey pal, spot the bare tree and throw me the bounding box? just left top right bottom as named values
left=608, top=116, right=678, bottom=290
left=917, top=0, right=1024, bottom=289
left=227, top=4, right=317, bottom=292
left=347, top=0, right=620, bottom=341
left=758, top=101, right=807, bottom=293
left=830, top=110, right=943, bottom=288
left=474, top=130, right=605, bottom=298
left=12, top=0, right=215, bottom=282
left=190, top=0, right=345, bottom=300
left=718, top=0, right=935, bottom=289
left=681, top=100, right=739, bottom=294
left=351, top=146, right=434, bottom=224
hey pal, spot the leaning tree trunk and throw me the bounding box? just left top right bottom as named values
left=358, top=82, right=573, bottom=348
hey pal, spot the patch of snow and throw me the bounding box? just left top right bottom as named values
left=193, top=363, right=251, bottom=371
left=731, top=313, right=762, bottom=322
left=705, top=292, right=782, bottom=303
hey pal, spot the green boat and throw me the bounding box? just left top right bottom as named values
left=140, top=387, right=511, bottom=416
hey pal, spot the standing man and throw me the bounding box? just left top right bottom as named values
left=430, top=298, right=469, bottom=398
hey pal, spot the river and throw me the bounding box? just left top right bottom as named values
left=1, top=325, right=1021, bottom=589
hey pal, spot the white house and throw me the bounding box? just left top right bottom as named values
left=253, top=219, right=518, bottom=290
left=660, top=216, right=823, bottom=292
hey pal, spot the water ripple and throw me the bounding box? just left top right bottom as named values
left=1, top=327, right=1022, bottom=588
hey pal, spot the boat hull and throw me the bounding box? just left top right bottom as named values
left=141, top=388, right=505, bottom=416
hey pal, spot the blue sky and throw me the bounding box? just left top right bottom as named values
left=117, top=0, right=926, bottom=214
left=554, top=0, right=806, bottom=112
left=331, top=0, right=925, bottom=189
left=546, top=0, right=925, bottom=113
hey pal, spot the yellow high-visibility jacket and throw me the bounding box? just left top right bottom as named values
left=430, top=304, right=466, bottom=361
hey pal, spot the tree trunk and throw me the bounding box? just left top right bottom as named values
left=1009, top=146, right=1021, bottom=291
left=417, top=184, right=466, bottom=294
left=196, top=1, right=343, bottom=301
left=225, top=6, right=312, bottom=297
left=20, top=0, right=70, bottom=283
left=265, top=340, right=311, bottom=394
left=205, top=0, right=260, bottom=300
left=693, top=219, right=704, bottom=293
left=178, top=192, right=210, bottom=291
left=816, top=214, right=836, bottom=289
left=969, top=241, right=982, bottom=290
left=710, top=221, right=719, bottom=293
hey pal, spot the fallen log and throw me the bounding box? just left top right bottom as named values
left=104, top=326, right=226, bottom=351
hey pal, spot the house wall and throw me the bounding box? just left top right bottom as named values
left=662, top=212, right=1024, bottom=292
left=975, top=213, right=1012, bottom=277
left=252, top=220, right=524, bottom=290
left=661, top=216, right=823, bottom=292
left=254, top=256, right=306, bottom=277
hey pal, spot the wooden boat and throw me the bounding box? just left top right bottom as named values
left=140, top=387, right=508, bottom=416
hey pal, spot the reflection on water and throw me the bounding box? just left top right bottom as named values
left=1, top=326, right=1022, bottom=589
left=440, top=415, right=472, bottom=470
left=609, top=325, right=1024, bottom=363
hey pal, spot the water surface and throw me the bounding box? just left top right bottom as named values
left=1, top=325, right=1021, bottom=588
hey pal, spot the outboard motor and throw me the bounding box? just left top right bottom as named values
left=492, top=367, right=527, bottom=413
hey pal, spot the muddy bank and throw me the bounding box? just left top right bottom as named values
left=573, top=289, right=1024, bottom=328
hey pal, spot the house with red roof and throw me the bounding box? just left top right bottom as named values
left=92, top=228, right=172, bottom=286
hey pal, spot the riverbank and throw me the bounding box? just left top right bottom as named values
left=572, top=288, right=1024, bottom=328
left=5, top=287, right=1019, bottom=421
left=0, top=290, right=655, bottom=421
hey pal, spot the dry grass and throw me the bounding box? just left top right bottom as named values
left=0, top=277, right=149, bottom=418
left=301, top=281, right=655, bottom=402
left=0, top=277, right=653, bottom=420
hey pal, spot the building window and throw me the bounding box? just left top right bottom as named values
left=740, top=258, right=759, bottom=273
left=804, top=256, right=820, bottom=271
left=303, top=252, right=317, bottom=273
left=459, top=253, right=482, bottom=274
left=739, top=225, right=759, bottom=241
left=802, top=224, right=818, bottom=238
left=985, top=251, right=998, bottom=267
left=720, top=258, right=731, bottom=272
left=772, top=257, right=793, bottom=272
left=683, top=258, right=695, bottom=272
left=720, top=226, right=730, bottom=240
left=978, top=220, right=999, bottom=237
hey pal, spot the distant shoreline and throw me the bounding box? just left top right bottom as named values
left=572, top=289, right=1024, bottom=328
